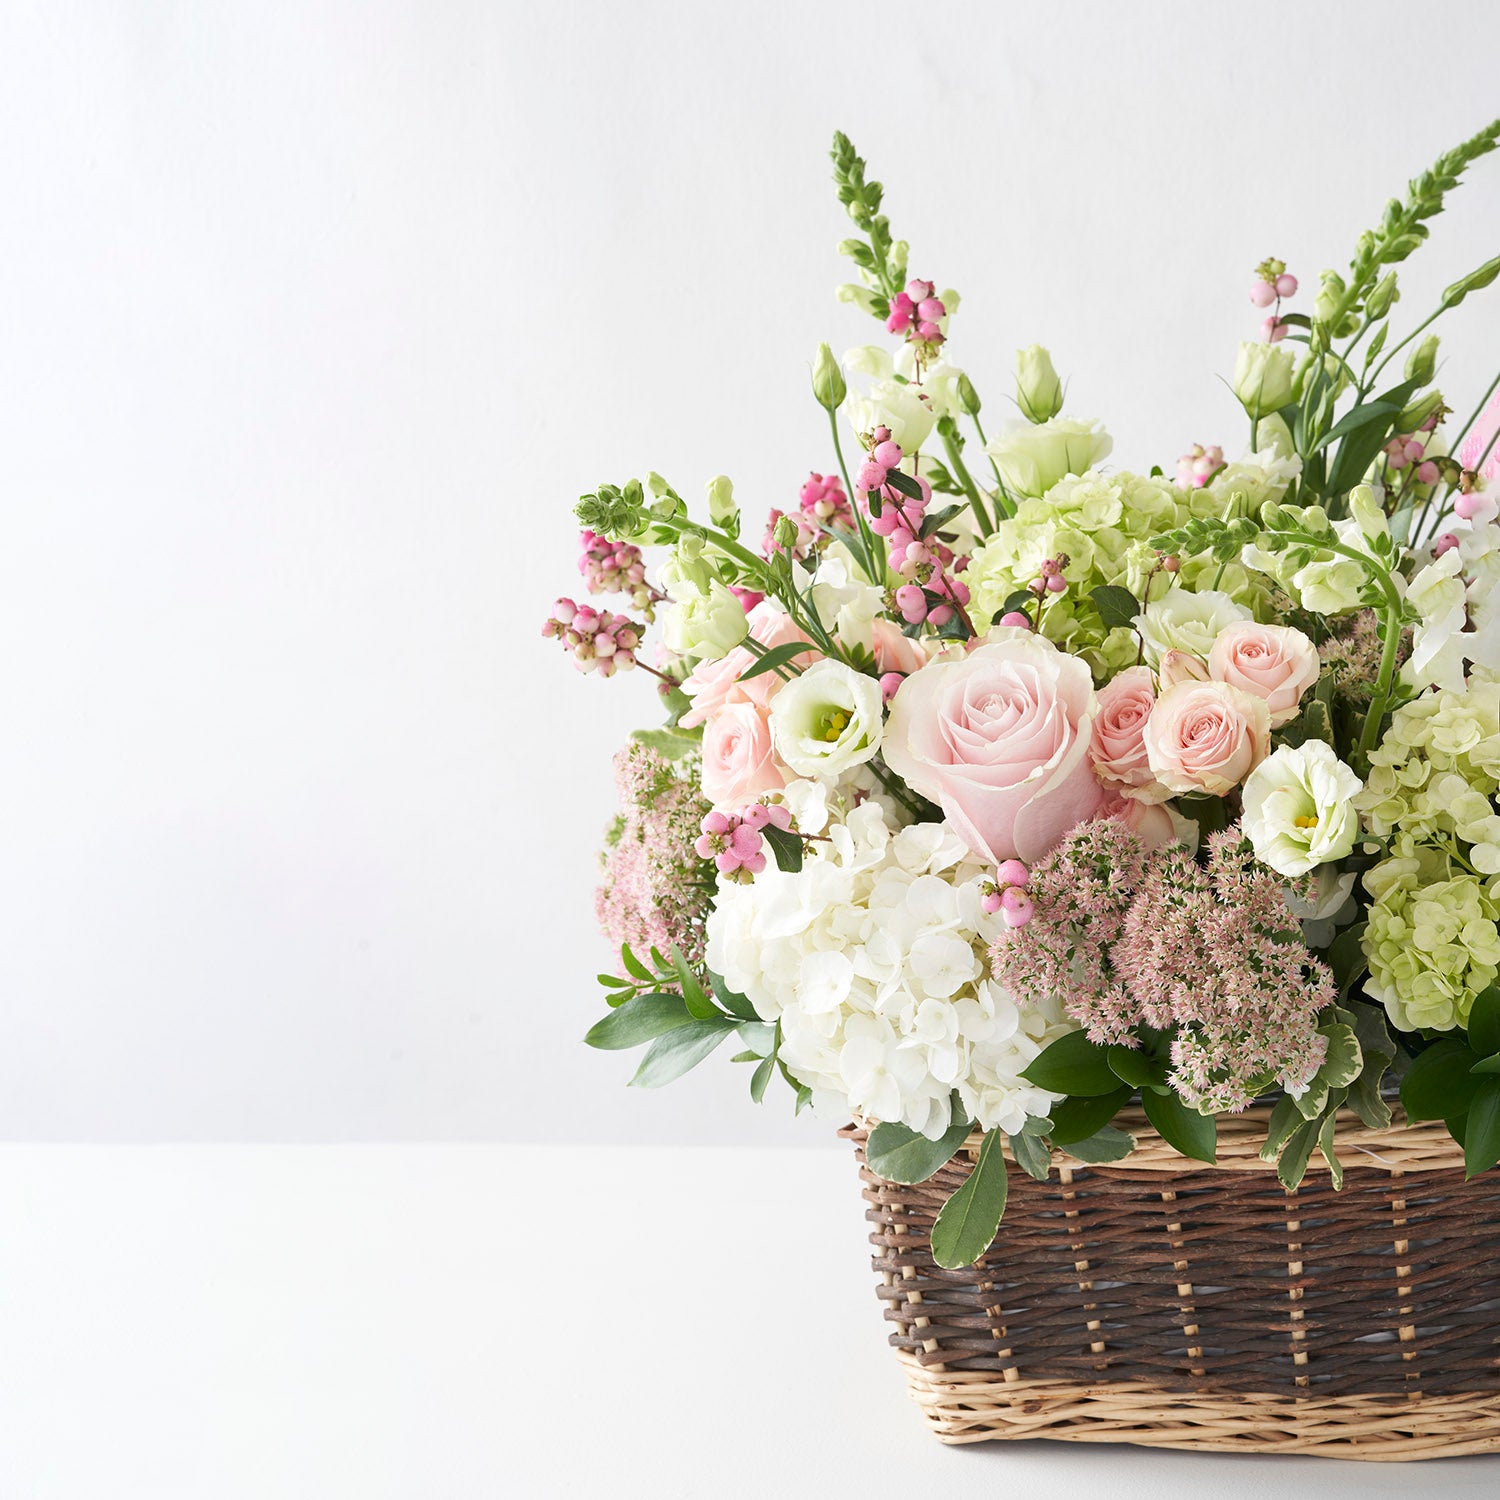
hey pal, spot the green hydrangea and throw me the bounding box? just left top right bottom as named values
left=965, top=469, right=1270, bottom=678
left=1363, top=837, right=1500, bottom=1031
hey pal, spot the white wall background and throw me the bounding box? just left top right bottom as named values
left=1, top=0, right=1498, bottom=1140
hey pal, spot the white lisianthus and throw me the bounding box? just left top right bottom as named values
left=1232, top=340, right=1296, bottom=418
left=658, top=558, right=749, bottom=661
left=770, top=659, right=884, bottom=777
left=1242, top=741, right=1363, bottom=876
left=1135, top=588, right=1253, bottom=666
left=985, top=417, right=1112, bottom=499
left=844, top=377, right=937, bottom=452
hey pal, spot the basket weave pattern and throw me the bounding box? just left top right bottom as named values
left=843, top=1108, right=1500, bottom=1459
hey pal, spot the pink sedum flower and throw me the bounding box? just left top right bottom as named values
left=883, top=630, right=1105, bottom=864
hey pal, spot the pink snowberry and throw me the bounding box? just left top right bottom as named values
left=872, top=439, right=903, bottom=469
left=1416, top=461, right=1440, bottom=486
left=1249, top=280, right=1277, bottom=308
left=1000, top=887, right=1035, bottom=928
left=1261, top=315, right=1288, bottom=343
left=1275, top=273, right=1298, bottom=298
left=980, top=887, right=1003, bottom=915
left=999, top=610, right=1032, bottom=629
left=997, top=859, right=1030, bottom=888
left=1433, top=533, right=1460, bottom=557
left=879, top=670, right=906, bottom=704
left=1455, top=492, right=1487, bottom=521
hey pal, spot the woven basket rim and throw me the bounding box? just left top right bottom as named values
left=856, top=1102, right=1465, bottom=1175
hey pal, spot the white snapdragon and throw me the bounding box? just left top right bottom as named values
left=769, top=660, right=884, bottom=778
left=705, top=804, right=1071, bottom=1138
left=1242, top=741, right=1363, bottom=877
left=1134, top=589, right=1253, bottom=666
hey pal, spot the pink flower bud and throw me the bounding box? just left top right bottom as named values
left=998, top=610, right=1032, bottom=629
left=872, top=426, right=891, bottom=445
left=1162, top=554, right=1181, bottom=573
left=1274, top=273, right=1298, bottom=298
left=997, top=859, right=1030, bottom=888
left=1249, top=280, right=1277, bottom=308
left=915, top=320, right=943, bottom=342
left=766, top=804, right=793, bottom=831
left=927, top=604, right=954, bottom=627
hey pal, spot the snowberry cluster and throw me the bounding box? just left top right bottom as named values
left=1249, top=258, right=1298, bottom=342
left=885, top=278, right=946, bottom=346
left=857, top=430, right=971, bottom=627
left=1384, top=433, right=1441, bottom=485
left=763, top=472, right=853, bottom=560
left=694, top=802, right=795, bottom=879
left=578, top=530, right=652, bottom=611
left=1176, top=443, right=1224, bottom=490
left=542, top=598, right=644, bottom=677
left=980, top=858, right=1034, bottom=927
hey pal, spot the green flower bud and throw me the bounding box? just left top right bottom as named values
left=956, top=371, right=981, bottom=417
left=1365, top=271, right=1400, bottom=320
left=811, top=343, right=847, bottom=412
left=1233, top=341, right=1296, bottom=418
left=1399, top=388, right=1446, bottom=432
left=773, top=514, right=799, bottom=552
left=1014, top=344, right=1063, bottom=423
left=835, top=283, right=882, bottom=317
left=705, top=474, right=738, bottom=532
left=1405, top=334, right=1439, bottom=387
left=575, top=482, right=647, bottom=540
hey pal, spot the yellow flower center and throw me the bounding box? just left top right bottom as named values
left=820, top=710, right=849, bottom=742
left=1294, top=814, right=1319, bottom=829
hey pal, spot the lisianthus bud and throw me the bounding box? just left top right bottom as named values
left=1366, top=271, right=1400, bottom=320
left=1405, top=334, right=1439, bottom=387
left=1399, top=388, right=1446, bottom=433
left=956, top=371, right=982, bottom=417
left=811, top=343, right=847, bottom=412
left=1014, top=344, right=1063, bottom=423
left=1232, top=341, right=1296, bottom=418
left=773, top=514, right=800, bottom=552
left=706, top=474, right=737, bottom=529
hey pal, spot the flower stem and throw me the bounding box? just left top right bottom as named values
left=941, top=428, right=994, bottom=536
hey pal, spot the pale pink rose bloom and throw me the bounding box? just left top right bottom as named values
left=700, top=701, right=785, bottom=808
left=1097, top=792, right=1187, bottom=852
left=1158, top=649, right=1210, bottom=688
left=871, top=618, right=935, bottom=677
left=883, top=633, right=1105, bottom=864
left=1207, top=621, right=1319, bottom=728
left=679, top=603, right=815, bottom=729
left=1089, top=666, right=1160, bottom=795
left=1143, top=680, right=1271, bottom=798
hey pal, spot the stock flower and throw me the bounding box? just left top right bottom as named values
left=1207, top=621, right=1320, bottom=727
left=984, top=417, right=1112, bottom=499
left=1241, top=742, right=1362, bottom=876
left=1135, top=589, right=1253, bottom=666
left=705, top=803, right=1071, bottom=1137
left=1143, top=680, right=1271, bottom=798
left=883, top=631, right=1103, bottom=863
left=769, top=659, right=884, bottom=778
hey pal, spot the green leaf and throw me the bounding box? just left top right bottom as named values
left=630, top=726, right=699, bottom=760
left=866, top=1115, right=972, bottom=1185
left=1142, top=1088, right=1217, bottom=1164
left=628, top=1018, right=735, bottom=1087
left=1319, top=1023, right=1364, bottom=1088
left=1326, top=923, right=1369, bottom=998
left=1467, top=984, right=1500, bottom=1058
left=1472, top=1055, right=1500, bottom=1075
left=1021, top=1030, right=1120, bottom=1096
left=735, top=1020, right=776, bottom=1056
left=930, top=1131, right=1009, bottom=1270
left=584, top=992, right=692, bottom=1050
left=1277, top=1118, right=1319, bottom=1190
left=596, top=972, right=633, bottom=989
left=1326, top=377, right=1421, bottom=493
left=1317, top=1107, right=1344, bottom=1191
left=1000, top=589, right=1035, bottom=617
left=1310, top=397, right=1404, bottom=455
left=1008, top=1130, right=1052, bottom=1182
left=1106, top=1045, right=1163, bottom=1090
left=1400, top=1038, right=1482, bottom=1121
left=620, top=944, right=653, bottom=983
left=1465, top=1077, right=1500, bottom=1178
left=1260, top=1096, right=1305, bottom=1161
left=884, top=467, right=924, bottom=500
left=1089, top=584, right=1141, bottom=631
left=761, top=823, right=804, bottom=874
left=1048, top=1087, right=1130, bottom=1143
left=670, top=945, right=718, bottom=1020
left=749, top=1055, right=774, bottom=1103
left=794, top=1084, right=813, bottom=1115
left=708, top=970, right=760, bottom=1022
left=1061, top=1125, right=1136, bottom=1164
left=738, top=640, right=812, bottom=683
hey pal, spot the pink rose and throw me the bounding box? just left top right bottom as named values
left=883, top=632, right=1105, bottom=863
left=1207, top=621, right=1319, bottom=728
left=700, top=701, right=784, bottom=808
left=871, top=617, right=934, bottom=678
left=1158, top=649, right=1210, bottom=688
left=1143, top=680, right=1271, bottom=797
left=1097, top=792, right=1192, bottom=852
left=1089, top=666, right=1160, bottom=796
left=679, top=603, right=815, bottom=729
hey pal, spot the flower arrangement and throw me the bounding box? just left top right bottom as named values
left=552, top=123, right=1500, bottom=1270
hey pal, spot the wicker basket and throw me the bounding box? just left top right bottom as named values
left=842, top=1106, right=1500, bottom=1460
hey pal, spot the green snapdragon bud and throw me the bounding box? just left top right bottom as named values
left=706, top=475, right=737, bottom=529
left=811, top=343, right=847, bottom=411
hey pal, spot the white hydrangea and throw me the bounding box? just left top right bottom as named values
left=705, top=802, right=1071, bottom=1138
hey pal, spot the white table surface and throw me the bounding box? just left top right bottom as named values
left=0, top=1144, right=1490, bottom=1498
